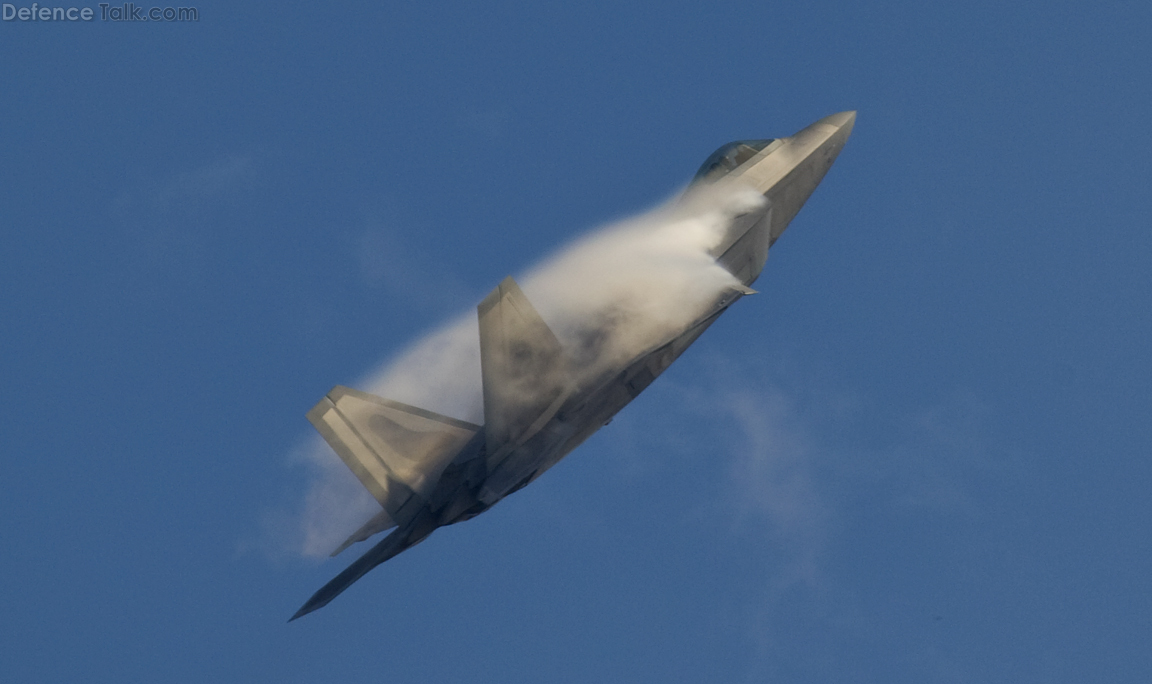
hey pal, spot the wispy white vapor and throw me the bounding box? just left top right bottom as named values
left=292, top=183, right=766, bottom=556
left=722, top=386, right=829, bottom=591
left=520, top=185, right=764, bottom=382
left=362, top=314, right=484, bottom=423
left=295, top=436, right=383, bottom=557
left=653, top=362, right=1007, bottom=679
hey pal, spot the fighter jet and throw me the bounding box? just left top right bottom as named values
left=290, top=111, right=856, bottom=620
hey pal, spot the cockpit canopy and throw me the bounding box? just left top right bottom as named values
left=690, top=139, right=775, bottom=186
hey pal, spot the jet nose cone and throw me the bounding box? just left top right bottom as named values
left=817, top=110, right=856, bottom=137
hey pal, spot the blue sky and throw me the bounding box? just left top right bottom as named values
left=2, top=1, right=1150, bottom=681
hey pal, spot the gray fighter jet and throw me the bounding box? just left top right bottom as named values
left=290, top=111, right=856, bottom=620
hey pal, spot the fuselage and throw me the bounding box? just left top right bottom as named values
left=438, top=111, right=857, bottom=524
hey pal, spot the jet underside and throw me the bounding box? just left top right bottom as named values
left=290, top=111, right=855, bottom=620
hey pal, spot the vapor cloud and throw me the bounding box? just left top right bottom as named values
left=293, top=184, right=766, bottom=556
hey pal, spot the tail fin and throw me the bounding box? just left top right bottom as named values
left=307, top=386, right=481, bottom=528
left=477, top=276, right=567, bottom=453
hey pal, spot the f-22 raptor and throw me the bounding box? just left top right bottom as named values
left=291, top=111, right=856, bottom=620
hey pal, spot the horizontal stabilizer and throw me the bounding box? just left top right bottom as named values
left=330, top=508, right=395, bottom=557
left=477, top=277, right=567, bottom=452
left=307, top=386, right=480, bottom=527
